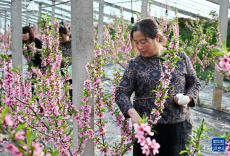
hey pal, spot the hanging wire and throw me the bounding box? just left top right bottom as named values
left=131, top=0, right=133, bottom=17
left=61, top=4, right=64, bottom=25
left=131, top=0, right=134, bottom=25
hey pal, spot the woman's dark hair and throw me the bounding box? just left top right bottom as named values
left=59, top=25, right=70, bottom=38
left=22, top=26, right=35, bottom=44
left=131, top=19, right=164, bottom=42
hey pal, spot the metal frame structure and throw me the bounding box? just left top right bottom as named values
left=0, top=0, right=229, bottom=29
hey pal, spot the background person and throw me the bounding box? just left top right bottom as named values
left=22, top=26, right=42, bottom=68
left=59, top=25, right=72, bottom=103
left=22, top=26, right=43, bottom=114
left=115, top=19, right=201, bottom=156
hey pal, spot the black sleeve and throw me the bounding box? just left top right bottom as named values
left=34, top=38, right=42, bottom=49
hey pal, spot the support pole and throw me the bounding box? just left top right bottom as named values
left=4, top=11, right=7, bottom=35
left=141, top=0, right=148, bottom=18
left=0, top=16, right=1, bottom=34
left=52, top=1, right=55, bottom=25
left=212, top=0, right=229, bottom=109
left=11, top=0, right=22, bottom=67
left=98, top=0, right=104, bottom=45
left=71, top=0, right=94, bottom=155
left=26, top=12, right=29, bottom=25
left=38, top=3, right=42, bottom=30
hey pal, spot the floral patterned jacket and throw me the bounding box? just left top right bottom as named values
left=115, top=51, right=201, bottom=124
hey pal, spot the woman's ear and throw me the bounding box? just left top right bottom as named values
left=156, top=33, right=160, bottom=42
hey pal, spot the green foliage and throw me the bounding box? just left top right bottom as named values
left=215, top=130, right=230, bottom=141
left=179, top=119, right=213, bottom=156
left=138, top=113, right=149, bottom=124
left=1, top=106, right=9, bottom=124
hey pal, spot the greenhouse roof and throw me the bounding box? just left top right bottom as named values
left=0, top=0, right=230, bottom=29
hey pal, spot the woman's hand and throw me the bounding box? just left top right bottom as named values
left=127, top=108, right=141, bottom=126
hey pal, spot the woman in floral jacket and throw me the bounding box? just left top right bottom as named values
left=115, top=19, right=201, bottom=156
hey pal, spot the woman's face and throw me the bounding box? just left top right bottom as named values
left=22, top=32, right=30, bottom=42
left=132, top=31, right=160, bottom=57
left=59, top=33, right=69, bottom=43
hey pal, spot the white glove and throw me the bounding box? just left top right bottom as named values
left=176, top=94, right=190, bottom=105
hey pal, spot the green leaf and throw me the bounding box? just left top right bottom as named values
left=11, top=68, right=18, bottom=74
left=15, top=124, right=26, bottom=133
left=52, top=149, right=59, bottom=156
left=201, top=135, right=209, bottom=138
left=159, top=56, right=166, bottom=61
left=26, top=131, right=34, bottom=148
left=213, top=133, right=223, bottom=138
left=212, top=52, right=225, bottom=56
left=100, top=107, right=107, bottom=113
left=44, top=147, right=53, bottom=153
left=1, top=106, right=9, bottom=121
left=179, top=150, right=188, bottom=154
left=225, top=131, right=230, bottom=139
left=138, top=116, right=143, bottom=124
left=163, top=96, right=170, bottom=99
left=150, top=90, right=158, bottom=93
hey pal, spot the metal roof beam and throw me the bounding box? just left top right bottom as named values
left=0, top=0, right=11, bottom=4
left=152, top=0, right=208, bottom=19
left=94, top=0, right=140, bottom=14
left=205, top=0, right=230, bottom=8
left=33, top=0, right=71, bottom=15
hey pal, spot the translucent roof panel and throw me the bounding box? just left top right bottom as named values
left=0, top=0, right=230, bottom=30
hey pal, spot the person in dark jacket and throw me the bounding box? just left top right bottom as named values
left=59, top=25, right=71, bottom=69
left=59, top=25, right=72, bottom=103
left=115, top=19, right=201, bottom=156
left=22, top=26, right=42, bottom=68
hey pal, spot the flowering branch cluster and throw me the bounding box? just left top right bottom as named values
left=0, top=14, right=94, bottom=156
left=0, top=107, right=50, bottom=156
left=100, top=9, right=133, bottom=68
left=214, top=50, right=230, bottom=94
left=133, top=120, right=160, bottom=156
left=148, top=15, right=181, bottom=124
left=89, top=44, right=133, bottom=155
left=182, top=11, right=221, bottom=87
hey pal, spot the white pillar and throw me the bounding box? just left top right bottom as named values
left=4, top=11, right=7, bottom=35
left=212, top=0, right=229, bottom=109
left=11, top=0, right=22, bottom=67
left=0, top=16, right=1, bottom=34
left=71, top=0, right=94, bottom=155
left=39, top=3, right=42, bottom=17
left=98, top=0, right=104, bottom=45
left=52, top=1, right=55, bottom=25
left=141, top=0, right=148, bottom=18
